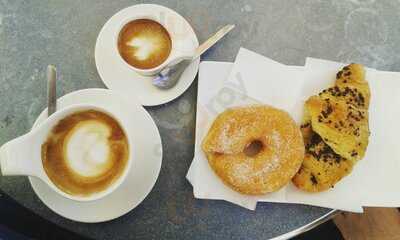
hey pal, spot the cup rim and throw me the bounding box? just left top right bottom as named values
left=114, top=15, right=174, bottom=74
left=38, top=103, right=133, bottom=202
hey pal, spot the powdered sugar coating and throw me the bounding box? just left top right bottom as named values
left=202, top=105, right=305, bottom=195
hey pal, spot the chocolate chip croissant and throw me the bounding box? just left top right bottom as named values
left=293, top=64, right=370, bottom=192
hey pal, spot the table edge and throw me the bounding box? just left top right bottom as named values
left=270, top=209, right=339, bottom=240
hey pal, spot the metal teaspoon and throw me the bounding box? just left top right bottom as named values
left=152, top=24, right=235, bottom=89
left=47, top=65, right=57, bottom=116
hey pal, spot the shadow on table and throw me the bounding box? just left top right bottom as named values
left=0, top=190, right=343, bottom=240
left=0, top=191, right=91, bottom=240
left=291, top=220, right=344, bottom=240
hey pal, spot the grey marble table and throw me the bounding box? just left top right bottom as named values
left=1, top=0, right=399, bottom=239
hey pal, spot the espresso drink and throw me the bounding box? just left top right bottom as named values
left=117, top=19, right=172, bottom=69
left=41, top=110, right=129, bottom=196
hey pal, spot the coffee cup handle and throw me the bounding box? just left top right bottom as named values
left=0, top=133, right=41, bottom=177
left=166, top=50, right=195, bottom=68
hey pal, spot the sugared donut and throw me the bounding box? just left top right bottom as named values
left=202, top=105, right=305, bottom=195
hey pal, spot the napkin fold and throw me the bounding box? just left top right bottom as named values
left=187, top=48, right=400, bottom=212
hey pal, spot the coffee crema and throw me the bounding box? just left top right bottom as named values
left=117, top=19, right=172, bottom=69
left=41, top=110, right=129, bottom=197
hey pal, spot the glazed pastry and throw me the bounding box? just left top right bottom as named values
left=293, top=64, right=370, bottom=192
left=202, top=105, right=305, bottom=195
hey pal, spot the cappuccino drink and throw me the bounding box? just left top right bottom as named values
left=41, top=110, right=129, bottom=196
left=117, top=19, right=172, bottom=69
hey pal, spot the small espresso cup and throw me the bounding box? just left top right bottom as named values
left=114, top=15, right=195, bottom=76
left=0, top=104, right=133, bottom=202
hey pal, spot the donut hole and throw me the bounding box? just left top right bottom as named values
left=244, top=140, right=264, bottom=157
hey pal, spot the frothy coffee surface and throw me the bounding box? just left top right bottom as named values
left=65, top=121, right=113, bottom=177
left=42, top=110, right=129, bottom=197
left=117, top=19, right=172, bottom=69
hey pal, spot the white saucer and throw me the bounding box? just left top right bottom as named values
left=28, top=88, right=162, bottom=223
left=95, top=4, right=200, bottom=106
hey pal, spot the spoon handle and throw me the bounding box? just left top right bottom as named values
left=47, top=65, right=57, bottom=116
left=194, top=24, right=235, bottom=58
left=152, top=24, right=235, bottom=90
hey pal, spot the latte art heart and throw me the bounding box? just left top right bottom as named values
left=126, top=35, right=163, bottom=61
left=42, top=110, right=129, bottom=197
left=117, top=19, right=172, bottom=69
left=65, top=121, right=113, bottom=177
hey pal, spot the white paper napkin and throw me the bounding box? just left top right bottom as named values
left=223, top=48, right=306, bottom=123
left=187, top=50, right=362, bottom=211
left=289, top=58, right=400, bottom=208
left=187, top=48, right=400, bottom=212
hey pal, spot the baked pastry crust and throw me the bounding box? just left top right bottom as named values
left=293, top=64, right=370, bottom=192
left=202, top=105, right=305, bottom=195
left=292, top=118, right=353, bottom=192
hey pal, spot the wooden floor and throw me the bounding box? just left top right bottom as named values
left=334, top=208, right=400, bottom=240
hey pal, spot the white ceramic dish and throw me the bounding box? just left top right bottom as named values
left=114, top=15, right=195, bottom=76
left=1, top=103, right=134, bottom=202
left=95, top=4, right=200, bottom=106
left=28, top=88, right=163, bottom=222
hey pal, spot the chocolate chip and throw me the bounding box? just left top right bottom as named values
left=326, top=105, right=333, bottom=115
left=310, top=174, right=318, bottom=185
left=301, top=123, right=310, bottom=128
left=336, top=71, right=343, bottom=79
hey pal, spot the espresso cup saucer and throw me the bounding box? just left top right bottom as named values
left=95, top=4, right=200, bottom=106
left=28, top=88, right=162, bottom=223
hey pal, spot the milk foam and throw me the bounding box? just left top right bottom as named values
left=126, top=35, right=163, bottom=61
left=65, top=120, right=112, bottom=177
